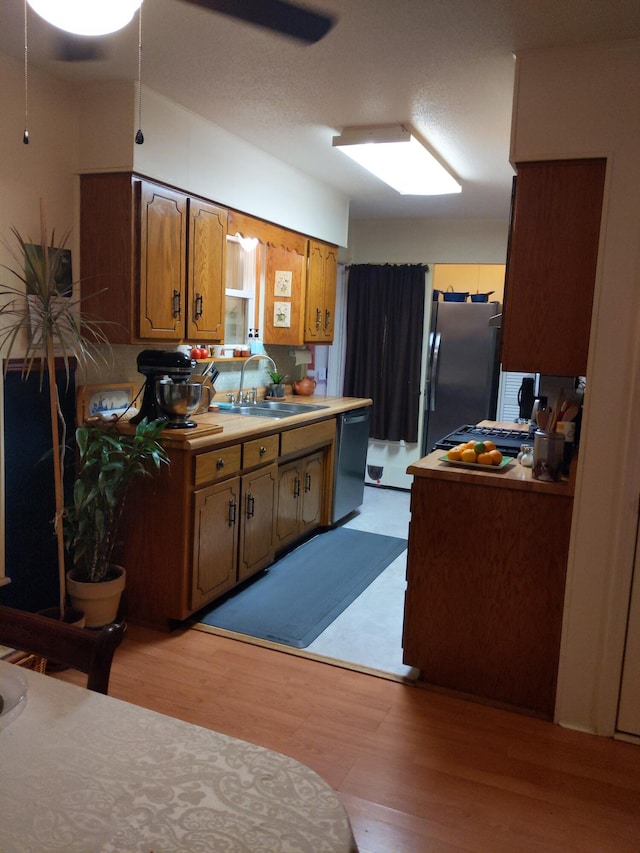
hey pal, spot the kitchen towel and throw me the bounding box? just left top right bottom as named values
left=195, top=528, right=407, bottom=648
left=293, top=349, right=312, bottom=367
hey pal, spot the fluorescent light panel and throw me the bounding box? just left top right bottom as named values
left=332, top=125, right=461, bottom=195
left=27, top=0, right=143, bottom=36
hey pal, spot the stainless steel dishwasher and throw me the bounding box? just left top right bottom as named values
left=332, top=407, right=371, bottom=524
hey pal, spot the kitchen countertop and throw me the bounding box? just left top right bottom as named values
left=408, top=421, right=575, bottom=496
left=120, top=395, right=372, bottom=451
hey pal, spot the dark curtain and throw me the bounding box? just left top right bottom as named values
left=343, top=264, right=426, bottom=442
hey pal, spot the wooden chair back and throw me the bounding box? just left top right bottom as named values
left=0, top=605, right=126, bottom=694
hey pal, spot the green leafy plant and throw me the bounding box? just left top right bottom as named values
left=64, top=419, right=169, bottom=584
left=268, top=370, right=286, bottom=385
left=0, top=205, right=111, bottom=616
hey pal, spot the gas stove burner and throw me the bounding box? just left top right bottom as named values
left=434, top=424, right=530, bottom=457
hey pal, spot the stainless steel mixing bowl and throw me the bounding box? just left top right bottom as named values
left=155, top=379, right=209, bottom=427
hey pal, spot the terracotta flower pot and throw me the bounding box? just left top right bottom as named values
left=66, top=566, right=126, bottom=628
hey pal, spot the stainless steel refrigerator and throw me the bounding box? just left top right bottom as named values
left=422, top=300, right=501, bottom=455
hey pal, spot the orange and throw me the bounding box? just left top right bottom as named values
left=464, top=440, right=476, bottom=449
left=477, top=451, right=493, bottom=465
left=447, top=447, right=463, bottom=461
left=483, top=440, right=496, bottom=451
left=488, top=449, right=503, bottom=465
left=461, top=448, right=477, bottom=463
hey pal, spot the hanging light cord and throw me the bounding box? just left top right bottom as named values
left=135, top=3, right=144, bottom=144
left=23, top=0, right=29, bottom=144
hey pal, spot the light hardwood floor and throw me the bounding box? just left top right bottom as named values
left=55, top=624, right=640, bottom=853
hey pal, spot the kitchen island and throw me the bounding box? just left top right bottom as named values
left=119, top=395, right=371, bottom=630
left=402, top=434, right=575, bottom=719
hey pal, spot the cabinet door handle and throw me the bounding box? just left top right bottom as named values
left=194, top=292, right=203, bottom=319
left=172, top=289, right=181, bottom=318
left=246, top=493, right=255, bottom=519
left=293, top=476, right=300, bottom=498
left=259, top=446, right=267, bottom=457
left=315, top=307, right=322, bottom=330
left=304, top=472, right=311, bottom=492
left=228, top=498, right=236, bottom=527
left=216, top=458, right=225, bottom=470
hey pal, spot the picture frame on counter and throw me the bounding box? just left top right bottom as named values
left=76, top=383, right=137, bottom=425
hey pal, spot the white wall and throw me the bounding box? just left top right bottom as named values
left=347, top=217, right=509, bottom=264
left=512, top=40, right=640, bottom=734
left=77, top=81, right=135, bottom=174
left=77, top=83, right=350, bottom=247
left=0, top=53, right=80, bottom=584
left=0, top=55, right=79, bottom=253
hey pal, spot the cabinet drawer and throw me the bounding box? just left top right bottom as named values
left=194, top=445, right=241, bottom=487
left=243, top=434, right=279, bottom=469
left=280, top=419, right=335, bottom=457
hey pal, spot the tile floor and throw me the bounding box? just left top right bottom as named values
left=304, top=485, right=418, bottom=681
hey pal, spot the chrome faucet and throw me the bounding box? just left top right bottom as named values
left=237, top=354, right=277, bottom=403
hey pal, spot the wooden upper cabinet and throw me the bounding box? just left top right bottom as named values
left=80, top=172, right=136, bottom=345
left=80, top=173, right=226, bottom=344
left=501, top=158, right=607, bottom=376
left=305, top=240, right=338, bottom=343
left=264, top=235, right=307, bottom=346
left=187, top=199, right=227, bottom=342
left=227, top=209, right=338, bottom=346
left=139, top=181, right=188, bottom=340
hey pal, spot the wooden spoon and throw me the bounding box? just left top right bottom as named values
left=536, top=409, right=550, bottom=431
left=560, top=404, right=580, bottom=422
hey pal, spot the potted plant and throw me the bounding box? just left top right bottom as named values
left=0, top=205, right=110, bottom=622
left=64, top=419, right=169, bottom=627
left=267, top=370, right=287, bottom=398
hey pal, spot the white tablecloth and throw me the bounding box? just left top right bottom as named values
left=0, top=664, right=357, bottom=852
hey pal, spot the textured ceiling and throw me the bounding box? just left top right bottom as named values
left=1, top=0, right=639, bottom=221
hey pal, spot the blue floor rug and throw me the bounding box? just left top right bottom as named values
left=197, top=527, right=407, bottom=648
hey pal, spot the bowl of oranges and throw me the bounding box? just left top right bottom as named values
left=439, top=440, right=513, bottom=471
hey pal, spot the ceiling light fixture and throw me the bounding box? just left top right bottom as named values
left=27, top=0, right=143, bottom=36
left=332, top=125, right=461, bottom=195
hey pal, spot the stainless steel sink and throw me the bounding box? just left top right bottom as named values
left=258, top=401, right=329, bottom=413
left=215, top=401, right=329, bottom=418
left=215, top=405, right=291, bottom=418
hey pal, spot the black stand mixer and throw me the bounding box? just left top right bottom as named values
left=130, top=350, right=196, bottom=427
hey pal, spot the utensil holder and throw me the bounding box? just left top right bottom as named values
left=532, top=429, right=565, bottom=481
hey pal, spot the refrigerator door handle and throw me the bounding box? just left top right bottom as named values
left=425, top=332, right=434, bottom=410
left=429, top=332, right=441, bottom=411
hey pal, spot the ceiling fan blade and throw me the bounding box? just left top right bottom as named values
left=180, top=0, right=336, bottom=44
left=54, top=34, right=108, bottom=62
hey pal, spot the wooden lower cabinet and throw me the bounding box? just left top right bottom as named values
left=402, top=475, right=573, bottom=718
left=275, top=452, right=324, bottom=550
left=238, top=463, right=278, bottom=581
left=191, top=464, right=278, bottom=610
left=120, top=419, right=335, bottom=629
left=191, top=477, right=240, bottom=611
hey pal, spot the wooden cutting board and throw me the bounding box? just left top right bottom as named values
left=117, top=421, right=224, bottom=441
